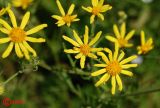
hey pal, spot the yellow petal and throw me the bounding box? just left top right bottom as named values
left=56, top=0, right=65, bottom=16
left=67, top=4, right=75, bottom=15
left=121, top=70, right=133, bottom=76
left=95, top=73, right=110, bottom=87
left=91, top=48, right=103, bottom=52
left=120, top=22, right=126, bottom=38
left=120, top=55, right=137, bottom=65
left=125, top=30, right=135, bottom=40
left=63, top=36, right=80, bottom=47
left=2, top=42, right=14, bottom=58
left=8, top=9, right=17, bottom=27
left=73, top=30, right=83, bottom=45
left=75, top=53, right=83, bottom=59
left=0, top=27, right=9, bottom=34
left=20, top=12, right=30, bottom=29
left=80, top=56, right=86, bottom=69
left=97, top=13, right=104, bottom=21
left=82, top=6, right=92, bottom=13
left=141, top=30, right=145, bottom=45
left=97, top=52, right=109, bottom=63
left=118, top=51, right=125, bottom=62
left=15, top=43, right=23, bottom=58
left=88, top=53, right=97, bottom=59
left=91, top=68, right=106, bottom=76
left=105, top=36, right=117, bottom=42
left=84, top=26, right=89, bottom=44
left=23, top=41, right=37, bottom=57
left=51, top=15, right=62, bottom=20
left=0, top=19, right=12, bottom=30
left=90, top=15, right=95, bottom=24
left=94, top=64, right=107, bottom=67
left=89, top=31, right=102, bottom=46
left=125, top=43, right=133, bottom=47
left=92, top=0, right=98, bottom=6
left=146, top=38, right=153, bottom=45
left=116, top=75, right=122, bottom=91
left=26, top=37, right=46, bottom=43
left=0, top=38, right=11, bottom=44
left=111, top=76, right=116, bottom=95
left=121, top=64, right=138, bottom=69
left=113, top=24, right=120, bottom=38
left=19, top=43, right=30, bottom=60
left=26, top=24, right=47, bottom=35
left=64, top=49, right=79, bottom=53
left=98, top=0, right=104, bottom=6
left=104, top=48, right=112, bottom=61
left=100, top=5, right=112, bottom=12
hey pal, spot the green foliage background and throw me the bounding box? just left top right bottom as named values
left=0, top=0, right=160, bottom=108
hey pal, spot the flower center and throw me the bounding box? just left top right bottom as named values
left=118, top=38, right=128, bottom=47
left=22, top=0, right=31, bottom=5
left=63, top=15, right=72, bottom=23
left=141, top=44, right=150, bottom=54
left=9, top=28, right=26, bottom=42
left=92, top=6, right=101, bottom=15
left=80, top=44, right=91, bottom=55
left=106, top=61, right=122, bottom=76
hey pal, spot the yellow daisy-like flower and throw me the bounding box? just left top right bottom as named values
left=0, top=4, right=10, bottom=16
left=91, top=44, right=138, bottom=95
left=0, top=9, right=47, bottom=60
left=137, top=30, right=153, bottom=54
left=63, top=26, right=103, bottom=69
left=52, top=0, right=80, bottom=27
left=82, top=0, right=112, bottom=24
left=106, top=22, right=135, bottom=48
left=12, top=0, right=33, bottom=9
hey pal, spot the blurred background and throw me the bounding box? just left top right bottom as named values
left=0, top=0, right=160, bottom=108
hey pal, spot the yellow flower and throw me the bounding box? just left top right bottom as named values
left=0, top=4, right=10, bottom=16
left=63, top=26, right=103, bottom=69
left=82, top=0, right=112, bottom=24
left=106, top=22, right=135, bottom=48
left=137, top=30, right=153, bottom=54
left=91, top=44, right=138, bottom=95
left=12, top=0, right=33, bottom=9
left=0, top=9, right=47, bottom=60
left=52, top=0, right=80, bottom=27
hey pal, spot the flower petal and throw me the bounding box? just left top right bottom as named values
left=121, top=64, right=138, bottom=69
left=20, top=12, right=30, bottom=29
left=90, top=15, right=95, bottom=24
left=116, top=75, right=122, bottom=91
left=51, top=15, right=62, bottom=20
left=104, top=48, right=113, bottom=61
left=19, top=43, right=30, bottom=60
left=97, top=52, right=109, bottom=63
left=125, top=30, right=135, bottom=40
left=23, top=41, right=37, bottom=57
left=67, top=4, right=75, bottom=15
left=95, top=73, right=110, bottom=87
left=73, top=30, right=83, bottom=45
left=94, top=64, right=107, bottom=67
left=141, top=30, right=145, bottom=45
left=80, top=55, right=86, bottom=69
left=26, top=24, right=47, bottom=35
left=0, top=19, right=12, bottom=30
left=63, top=36, right=80, bottom=47
left=0, top=38, right=11, bottom=44
left=91, top=68, right=106, bottom=76
left=92, top=0, right=98, bottom=6
left=120, top=22, right=126, bottom=38
left=88, top=53, right=97, bottom=59
left=120, top=55, right=137, bottom=65
left=82, top=6, right=92, bottom=13
left=113, top=24, right=120, bottom=38
left=75, top=53, right=83, bottom=59
left=64, top=49, right=79, bottom=53
left=118, top=50, right=125, bottom=62
left=2, top=42, right=14, bottom=58
left=100, top=5, right=112, bottom=12
left=97, top=13, right=104, bottom=21
left=8, top=9, right=17, bottom=27
left=84, top=26, right=89, bottom=44
left=105, top=36, right=117, bottom=42
left=0, top=27, right=9, bottom=34
left=121, top=70, right=133, bottom=76
left=15, top=43, right=23, bottom=58
left=89, top=31, right=102, bottom=46
left=56, top=0, right=65, bottom=16
left=91, top=48, right=103, bottom=52
left=111, top=76, right=116, bottom=95
left=25, top=37, right=45, bottom=43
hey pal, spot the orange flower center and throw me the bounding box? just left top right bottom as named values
left=80, top=44, right=91, bottom=55
left=141, top=44, right=151, bottom=54
left=9, top=28, right=26, bottom=42
left=63, top=15, right=72, bottom=23
left=92, top=6, right=101, bottom=15
left=106, top=61, right=122, bottom=76
left=118, top=38, right=128, bottom=47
